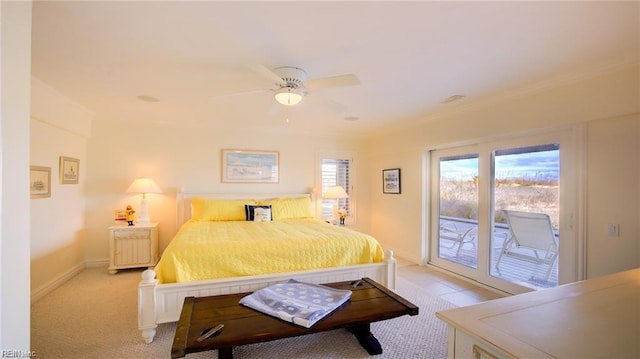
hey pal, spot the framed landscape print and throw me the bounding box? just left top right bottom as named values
left=221, top=149, right=279, bottom=183
left=30, top=166, right=51, bottom=199
left=59, top=156, right=79, bottom=184
left=383, top=168, right=401, bottom=194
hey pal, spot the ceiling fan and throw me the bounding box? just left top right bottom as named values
left=228, top=65, right=360, bottom=109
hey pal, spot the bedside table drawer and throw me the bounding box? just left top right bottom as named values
left=113, top=228, right=151, bottom=240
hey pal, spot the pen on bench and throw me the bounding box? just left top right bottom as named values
left=197, top=324, right=224, bottom=342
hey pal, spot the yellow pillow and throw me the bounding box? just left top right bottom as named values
left=266, top=197, right=313, bottom=220
left=191, top=198, right=254, bottom=221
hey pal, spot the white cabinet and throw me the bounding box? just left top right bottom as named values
left=108, top=223, right=158, bottom=274
left=436, top=269, right=639, bottom=359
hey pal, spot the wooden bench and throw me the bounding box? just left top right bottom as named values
left=171, top=277, right=419, bottom=358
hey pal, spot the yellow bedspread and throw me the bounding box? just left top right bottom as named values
left=154, top=219, right=385, bottom=283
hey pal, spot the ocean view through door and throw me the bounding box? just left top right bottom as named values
left=428, top=131, right=574, bottom=294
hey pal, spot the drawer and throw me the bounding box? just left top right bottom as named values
left=113, top=229, right=151, bottom=240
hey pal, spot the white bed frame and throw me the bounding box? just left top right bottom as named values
left=138, top=191, right=397, bottom=343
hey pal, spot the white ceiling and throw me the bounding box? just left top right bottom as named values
left=31, top=1, right=639, bottom=137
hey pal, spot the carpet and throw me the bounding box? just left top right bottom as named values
left=31, top=268, right=456, bottom=358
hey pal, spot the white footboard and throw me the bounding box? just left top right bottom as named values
left=138, top=250, right=396, bottom=343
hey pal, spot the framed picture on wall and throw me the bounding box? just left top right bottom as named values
left=30, top=166, right=51, bottom=199
left=59, top=156, right=79, bottom=184
left=221, top=149, right=279, bottom=183
left=383, top=168, right=401, bottom=194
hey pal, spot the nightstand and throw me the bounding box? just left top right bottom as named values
left=108, top=223, right=158, bottom=274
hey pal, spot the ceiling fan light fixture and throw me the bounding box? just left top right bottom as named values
left=275, top=87, right=303, bottom=106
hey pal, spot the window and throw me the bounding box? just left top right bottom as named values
left=428, top=129, right=578, bottom=294
left=320, top=157, right=352, bottom=219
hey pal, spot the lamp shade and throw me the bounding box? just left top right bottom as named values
left=126, top=177, right=162, bottom=195
left=274, top=87, right=303, bottom=106
left=126, top=178, right=161, bottom=225
left=324, top=185, right=349, bottom=199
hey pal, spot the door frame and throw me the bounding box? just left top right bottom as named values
left=423, top=126, right=586, bottom=294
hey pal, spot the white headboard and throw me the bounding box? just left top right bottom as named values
left=176, top=191, right=316, bottom=228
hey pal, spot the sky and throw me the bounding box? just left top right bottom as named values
left=441, top=150, right=559, bottom=182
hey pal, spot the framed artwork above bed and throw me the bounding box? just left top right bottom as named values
left=221, top=149, right=279, bottom=183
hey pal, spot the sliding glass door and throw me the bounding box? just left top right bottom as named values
left=437, top=152, right=479, bottom=269
left=428, top=130, right=578, bottom=294
left=489, top=144, right=560, bottom=288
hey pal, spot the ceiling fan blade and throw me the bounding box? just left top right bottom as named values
left=247, top=64, right=286, bottom=86
left=303, top=74, right=360, bottom=90
left=306, top=93, right=348, bottom=114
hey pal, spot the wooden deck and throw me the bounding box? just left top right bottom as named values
left=437, top=219, right=559, bottom=289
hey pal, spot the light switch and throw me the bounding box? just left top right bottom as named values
left=607, top=223, right=620, bottom=237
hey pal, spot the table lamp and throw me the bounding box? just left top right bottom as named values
left=126, top=177, right=162, bottom=225
left=323, top=185, right=348, bottom=224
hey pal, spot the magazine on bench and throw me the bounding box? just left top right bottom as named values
left=239, top=279, right=352, bottom=328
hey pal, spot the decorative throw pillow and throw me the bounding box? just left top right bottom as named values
left=245, top=205, right=273, bottom=221
left=253, top=207, right=272, bottom=222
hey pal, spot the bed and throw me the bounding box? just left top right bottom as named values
left=138, top=191, right=397, bottom=343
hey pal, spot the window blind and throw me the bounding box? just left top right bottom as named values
left=321, top=158, right=351, bottom=219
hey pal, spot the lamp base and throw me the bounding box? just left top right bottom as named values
left=137, top=198, right=151, bottom=225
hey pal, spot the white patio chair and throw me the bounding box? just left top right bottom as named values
left=496, top=210, right=558, bottom=281
left=439, top=221, right=477, bottom=256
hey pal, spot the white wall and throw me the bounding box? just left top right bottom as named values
left=586, top=113, right=639, bottom=277
left=1, top=0, right=32, bottom=349
left=84, top=121, right=369, bottom=262
left=30, top=78, right=92, bottom=300
left=365, top=63, right=640, bottom=279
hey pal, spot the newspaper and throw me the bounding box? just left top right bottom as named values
left=239, top=279, right=352, bottom=328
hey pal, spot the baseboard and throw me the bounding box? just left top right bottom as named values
left=31, top=262, right=85, bottom=303
left=85, top=258, right=109, bottom=268
left=31, top=259, right=110, bottom=303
